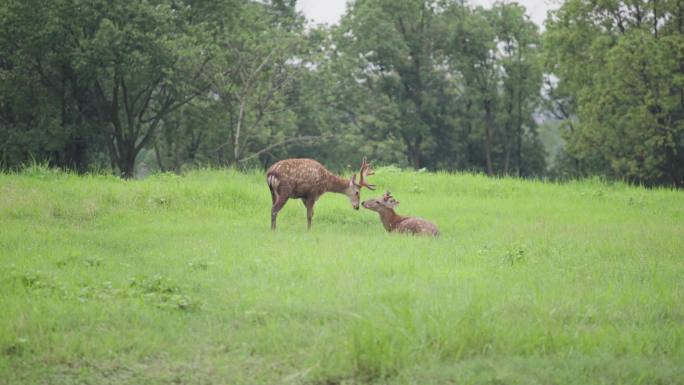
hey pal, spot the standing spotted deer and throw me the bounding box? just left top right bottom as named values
left=266, top=157, right=376, bottom=230
left=362, top=192, right=440, bottom=236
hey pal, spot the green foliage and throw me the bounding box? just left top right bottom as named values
left=1, top=169, right=683, bottom=384
left=1, top=0, right=548, bottom=179
left=3, top=0, right=682, bottom=187
left=0, top=0, right=213, bottom=177
left=336, top=0, right=545, bottom=175
left=545, top=0, right=684, bottom=187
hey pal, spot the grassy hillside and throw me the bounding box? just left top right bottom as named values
left=1, top=166, right=683, bottom=385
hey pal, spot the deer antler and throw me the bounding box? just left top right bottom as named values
left=358, top=156, right=376, bottom=190
left=383, top=191, right=392, bottom=201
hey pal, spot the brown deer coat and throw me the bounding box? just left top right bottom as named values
left=362, top=193, right=440, bottom=236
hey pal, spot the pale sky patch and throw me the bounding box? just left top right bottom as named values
left=297, top=0, right=348, bottom=26
left=296, top=0, right=561, bottom=28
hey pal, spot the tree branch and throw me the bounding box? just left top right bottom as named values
left=237, top=134, right=336, bottom=163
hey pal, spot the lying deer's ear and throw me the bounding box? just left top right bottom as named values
left=350, top=174, right=357, bottom=186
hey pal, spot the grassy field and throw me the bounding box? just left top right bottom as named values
left=1, top=165, right=683, bottom=384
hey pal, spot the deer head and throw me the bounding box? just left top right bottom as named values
left=346, top=157, right=376, bottom=210
left=362, top=191, right=400, bottom=212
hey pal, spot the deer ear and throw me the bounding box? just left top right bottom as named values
left=350, top=174, right=357, bottom=186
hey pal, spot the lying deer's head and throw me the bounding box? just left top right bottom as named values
left=362, top=191, right=399, bottom=212
left=346, top=157, right=376, bottom=210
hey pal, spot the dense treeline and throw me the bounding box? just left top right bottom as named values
left=0, top=0, right=682, bottom=186
left=545, top=0, right=684, bottom=187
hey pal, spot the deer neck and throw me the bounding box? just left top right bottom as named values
left=326, top=173, right=351, bottom=195
left=377, top=209, right=405, bottom=232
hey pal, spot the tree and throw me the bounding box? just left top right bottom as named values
left=0, top=0, right=103, bottom=171
left=77, top=0, right=211, bottom=177
left=545, top=0, right=684, bottom=186
left=339, top=0, right=448, bottom=169
left=207, top=2, right=311, bottom=166
left=491, top=3, right=543, bottom=175
left=444, top=3, right=544, bottom=176
left=0, top=0, right=212, bottom=177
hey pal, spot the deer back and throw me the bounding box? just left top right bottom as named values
left=267, top=158, right=337, bottom=198
left=394, top=217, right=440, bottom=236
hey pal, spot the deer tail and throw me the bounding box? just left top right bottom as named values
left=267, top=172, right=280, bottom=191
left=267, top=172, right=281, bottom=204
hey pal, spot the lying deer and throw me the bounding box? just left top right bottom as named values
left=266, top=157, right=375, bottom=230
left=362, top=192, right=440, bottom=236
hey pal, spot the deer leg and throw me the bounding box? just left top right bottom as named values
left=271, top=196, right=289, bottom=231
left=269, top=185, right=276, bottom=205
left=304, top=198, right=315, bottom=230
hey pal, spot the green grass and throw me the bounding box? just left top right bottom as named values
left=1, top=165, right=683, bottom=384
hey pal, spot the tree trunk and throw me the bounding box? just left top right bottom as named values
left=503, top=80, right=515, bottom=175
left=483, top=99, right=494, bottom=176
left=154, top=141, right=165, bottom=172
left=516, top=122, right=522, bottom=176
left=516, top=87, right=523, bottom=177
left=189, top=130, right=201, bottom=162
left=233, top=98, right=246, bottom=165
left=503, top=118, right=512, bottom=175
left=119, top=159, right=135, bottom=178
left=665, top=144, right=681, bottom=188
left=118, top=141, right=137, bottom=179
left=412, top=144, right=421, bottom=169
left=405, top=136, right=422, bottom=169
left=174, top=142, right=181, bottom=174
left=462, top=98, right=474, bottom=168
